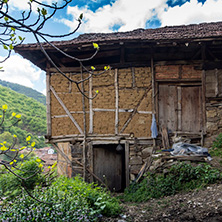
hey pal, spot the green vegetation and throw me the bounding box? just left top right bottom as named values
left=210, top=133, right=222, bottom=157
left=0, top=159, right=44, bottom=198
left=0, top=174, right=121, bottom=221
left=0, top=79, right=46, bottom=105
left=124, top=162, right=222, bottom=202
left=0, top=85, right=46, bottom=148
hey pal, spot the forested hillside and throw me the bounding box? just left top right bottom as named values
left=0, top=79, right=46, bottom=105
left=0, top=85, right=47, bottom=148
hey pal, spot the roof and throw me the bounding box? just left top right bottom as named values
left=17, top=21, right=222, bottom=49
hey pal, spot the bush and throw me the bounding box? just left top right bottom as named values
left=0, top=159, right=44, bottom=198
left=210, top=133, right=222, bottom=157
left=0, top=175, right=122, bottom=221
left=123, top=162, right=222, bottom=202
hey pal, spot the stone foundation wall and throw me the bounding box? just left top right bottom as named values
left=129, top=143, right=153, bottom=180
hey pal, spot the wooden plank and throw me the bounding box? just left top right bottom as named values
left=46, top=71, right=52, bottom=137
left=177, top=86, right=182, bottom=131
left=158, top=85, right=178, bottom=132
left=215, top=68, right=219, bottom=97
left=88, top=142, right=93, bottom=183
left=115, top=69, right=119, bottom=135
left=202, top=70, right=206, bottom=134
left=151, top=56, right=156, bottom=147
left=131, top=67, right=135, bottom=87
left=181, top=86, right=202, bottom=133
left=50, top=86, right=84, bottom=134
left=125, top=141, right=130, bottom=187
left=89, top=76, right=93, bottom=133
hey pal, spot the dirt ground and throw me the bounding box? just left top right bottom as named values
left=101, top=182, right=222, bottom=222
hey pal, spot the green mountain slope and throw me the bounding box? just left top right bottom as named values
left=0, top=79, right=46, bottom=105
left=0, top=85, right=47, bottom=148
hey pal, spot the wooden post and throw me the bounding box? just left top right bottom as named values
left=151, top=55, right=157, bottom=148
left=202, top=70, right=206, bottom=135
left=89, top=75, right=93, bottom=133
left=46, top=70, right=52, bottom=137
left=125, top=141, right=130, bottom=187
left=81, top=66, right=86, bottom=180
left=115, top=69, right=119, bottom=135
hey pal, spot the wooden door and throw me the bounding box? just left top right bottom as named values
left=158, top=85, right=178, bottom=132
left=93, top=145, right=124, bottom=191
left=158, top=84, right=202, bottom=133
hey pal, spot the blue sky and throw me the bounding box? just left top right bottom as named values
left=1, top=0, right=222, bottom=95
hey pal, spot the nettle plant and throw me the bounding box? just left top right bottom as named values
left=0, top=104, right=56, bottom=198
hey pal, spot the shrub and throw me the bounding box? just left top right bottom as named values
left=210, top=133, right=222, bottom=157
left=124, top=162, right=222, bottom=202
left=0, top=159, right=44, bottom=198
left=0, top=175, right=122, bottom=221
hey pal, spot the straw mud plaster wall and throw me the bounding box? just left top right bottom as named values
left=50, top=67, right=152, bottom=137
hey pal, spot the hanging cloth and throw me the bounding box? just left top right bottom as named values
left=151, top=114, right=158, bottom=138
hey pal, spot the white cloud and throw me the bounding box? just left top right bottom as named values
left=62, top=0, right=167, bottom=33
left=0, top=55, right=43, bottom=89
left=61, top=0, right=222, bottom=33
left=160, top=0, right=222, bottom=26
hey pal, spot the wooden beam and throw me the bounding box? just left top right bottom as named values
left=50, top=86, right=84, bottom=135
left=115, top=69, right=119, bottom=135
left=89, top=76, right=93, bottom=133
left=131, top=67, right=136, bottom=87
left=46, top=69, right=52, bottom=137
left=125, top=141, right=130, bottom=187
left=202, top=70, right=206, bottom=134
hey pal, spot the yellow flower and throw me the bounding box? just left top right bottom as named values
left=20, top=154, right=24, bottom=159
left=91, top=66, right=96, bottom=71
left=104, top=66, right=110, bottom=71
left=13, top=134, right=17, bottom=138
left=38, top=163, right=43, bottom=168
left=2, top=104, right=8, bottom=110
left=95, top=90, right=99, bottom=94
left=0, top=146, right=8, bottom=151
left=15, top=114, right=21, bottom=118
left=26, top=136, right=31, bottom=142
left=11, top=149, right=16, bottom=151
left=9, top=162, right=14, bottom=165
left=3, top=141, right=6, bottom=144
left=51, top=161, right=57, bottom=169
left=13, top=159, right=17, bottom=162
left=92, top=42, right=99, bottom=49
left=36, top=158, right=41, bottom=163
left=12, top=112, right=16, bottom=117
left=31, top=142, right=35, bottom=147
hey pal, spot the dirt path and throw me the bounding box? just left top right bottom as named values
left=102, top=183, right=222, bottom=222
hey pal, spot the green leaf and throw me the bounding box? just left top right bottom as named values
left=3, top=45, right=8, bottom=50
left=9, top=44, right=14, bottom=50
left=4, top=16, right=8, bottom=22
left=41, top=8, right=47, bottom=16
left=11, top=27, right=16, bottom=31
left=79, top=13, right=83, bottom=20
left=18, top=36, right=23, bottom=41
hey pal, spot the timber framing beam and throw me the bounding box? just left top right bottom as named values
left=50, top=86, right=84, bottom=135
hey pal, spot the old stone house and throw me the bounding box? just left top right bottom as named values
left=16, top=21, right=222, bottom=191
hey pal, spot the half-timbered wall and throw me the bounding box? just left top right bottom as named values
left=49, top=67, right=152, bottom=138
